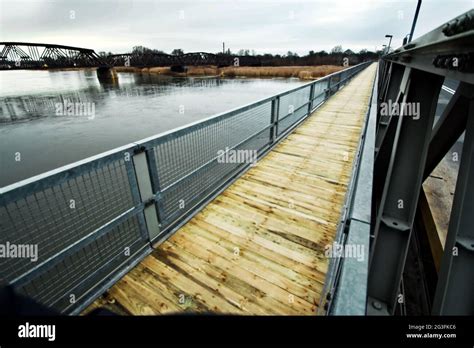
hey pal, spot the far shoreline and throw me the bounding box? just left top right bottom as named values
left=112, top=65, right=345, bottom=80
left=2, top=64, right=347, bottom=80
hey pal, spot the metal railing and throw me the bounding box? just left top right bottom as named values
left=0, top=61, right=371, bottom=314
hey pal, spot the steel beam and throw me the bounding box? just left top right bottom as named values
left=378, top=61, right=392, bottom=106
left=375, top=63, right=406, bottom=155
left=384, top=10, right=474, bottom=84
left=423, top=83, right=472, bottom=180
left=373, top=65, right=409, bottom=213
left=432, top=93, right=474, bottom=315
left=368, top=68, right=443, bottom=314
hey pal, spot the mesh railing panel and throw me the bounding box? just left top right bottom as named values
left=312, top=80, right=327, bottom=108
left=159, top=129, right=271, bottom=226
left=15, top=214, right=144, bottom=312
left=0, top=147, right=149, bottom=314
left=279, top=86, right=311, bottom=119
left=278, top=106, right=309, bottom=135
left=0, top=157, right=135, bottom=283
left=152, top=101, right=272, bottom=189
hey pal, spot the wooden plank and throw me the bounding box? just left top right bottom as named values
left=154, top=246, right=272, bottom=314
left=107, top=276, right=157, bottom=315
left=200, top=203, right=330, bottom=270
left=214, top=194, right=336, bottom=252
left=180, top=225, right=319, bottom=304
left=161, top=240, right=297, bottom=314
left=230, top=177, right=342, bottom=221
left=219, top=190, right=338, bottom=240
left=189, top=218, right=327, bottom=284
left=167, top=232, right=314, bottom=314
left=122, top=268, right=183, bottom=314
left=188, top=220, right=324, bottom=292
left=141, top=256, right=244, bottom=313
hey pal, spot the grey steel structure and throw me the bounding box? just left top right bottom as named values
left=0, top=42, right=261, bottom=70
left=0, top=62, right=370, bottom=314
left=0, top=42, right=107, bottom=69
left=108, top=51, right=261, bottom=67
left=366, top=9, right=474, bottom=315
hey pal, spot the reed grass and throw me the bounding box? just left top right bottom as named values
left=113, top=65, right=344, bottom=80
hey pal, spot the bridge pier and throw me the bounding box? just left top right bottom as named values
left=170, top=65, right=188, bottom=73
left=96, top=66, right=118, bottom=84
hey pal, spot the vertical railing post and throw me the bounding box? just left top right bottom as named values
left=326, top=77, right=332, bottom=99
left=124, top=150, right=149, bottom=243
left=146, top=148, right=166, bottom=230
left=308, top=83, right=315, bottom=115
left=132, top=146, right=161, bottom=242
left=270, top=96, right=280, bottom=143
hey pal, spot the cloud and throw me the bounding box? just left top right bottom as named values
left=0, top=0, right=472, bottom=55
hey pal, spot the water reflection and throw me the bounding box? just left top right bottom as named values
left=0, top=70, right=305, bottom=186
left=0, top=75, right=239, bottom=123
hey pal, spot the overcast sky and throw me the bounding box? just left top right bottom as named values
left=0, top=0, right=472, bottom=55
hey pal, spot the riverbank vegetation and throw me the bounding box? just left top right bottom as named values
left=105, top=45, right=380, bottom=79
left=101, top=45, right=381, bottom=66
left=114, top=65, right=345, bottom=80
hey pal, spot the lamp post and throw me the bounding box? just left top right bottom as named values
left=385, top=34, right=393, bottom=53
left=409, top=0, right=422, bottom=43
left=403, top=33, right=411, bottom=45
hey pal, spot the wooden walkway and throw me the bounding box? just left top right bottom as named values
left=85, top=63, right=377, bottom=315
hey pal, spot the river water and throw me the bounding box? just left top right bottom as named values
left=0, top=69, right=305, bottom=187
